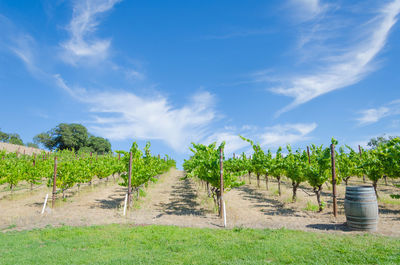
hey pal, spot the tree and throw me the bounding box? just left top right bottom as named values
left=34, top=123, right=111, bottom=153
left=7, top=133, right=24, bottom=145
left=33, top=132, right=55, bottom=150
left=87, top=136, right=111, bottom=154
left=26, top=142, right=39, bottom=148
left=0, top=129, right=24, bottom=145
left=0, top=129, right=9, bottom=142
left=368, top=135, right=398, bottom=149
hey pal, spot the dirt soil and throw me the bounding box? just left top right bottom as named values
left=1, top=169, right=399, bottom=237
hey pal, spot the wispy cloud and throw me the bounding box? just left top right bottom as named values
left=357, top=100, right=400, bottom=125
left=262, top=0, right=400, bottom=116
left=54, top=75, right=217, bottom=151
left=60, top=0, right=121, bottom=64
left=205, top=122, right=317, bottom=155
left=287, top=0, right=328, bottom=21
left=260, top=123, right=317, bottom=147
left=205, top=132, right=250, bottom=155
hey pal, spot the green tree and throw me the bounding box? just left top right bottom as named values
left=8, top=133, right=24, bottom=145
left=33, top=132, right=55, bottom=150
left=0, top=129, right=9, bottom=142
left=0, top=129, right=24, bottom=145
left=34, top=123, right=111, bottom=153
left=26, top=142, right=39, bottom=148
left=87, top=136, right=111, bottom=154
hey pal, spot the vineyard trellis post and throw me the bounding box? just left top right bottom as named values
left=307, top=146, right=310, bottom=164
left=52, top=156, right=57, bottom=208
left=127, top=151, right=132, bottom=208
left=219, top=147, right=225, bottom=223
left=330, top=144, right=337, bottom=218
left=358, top=145, right=366, bottom=183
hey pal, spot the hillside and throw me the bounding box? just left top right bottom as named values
left=0, top=142, right=46, bottom=155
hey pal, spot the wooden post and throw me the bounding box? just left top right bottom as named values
left=52, top=156, right=57, bottom=208
left=127, top=151, right=132, bottom=208
left=330, top=144, right=337, bottom=218
left=33, top=154, right=36, bottom=167
left=233, top=153, right=235, bottom=159
left=358, top=145, right=366, bottom=183
left=118, top=153, right=120, bottom=161
left=307, top=146, right=311, bottom=164
left=219, top=147, right=225, bottom=221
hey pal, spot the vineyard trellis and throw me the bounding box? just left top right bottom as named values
left=184, top=137, right=400, bottom=214
left=0, top=142, right=176, bottom=208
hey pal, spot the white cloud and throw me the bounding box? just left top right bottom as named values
left=265, top=0, right=400, bottom=116
left=205, top=132, right=249, bottom=155
left=357, top=107, right=390, bottom=125
left=61, top=0, right=121, bottom=64
left=54, top=75, right=217, bottom=151
left=288, top=0, right=327, bottom=21
left=357, top=100, right=400, bottom=125
left=204, top=122, right=317, bottom=155
left=260, top=123, right=317, bottom=147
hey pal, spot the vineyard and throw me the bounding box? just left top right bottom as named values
left=0, top=142, right=175, bottom=208
left=184, top=137, right=400, bottom=213
left=1, top=137, right=399, bottom=236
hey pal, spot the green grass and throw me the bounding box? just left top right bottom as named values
left=1, top=225, right=399, bottom=264
left=379, top=196, right=400, bottom=205
left=304, top=201, right=319, bottom=212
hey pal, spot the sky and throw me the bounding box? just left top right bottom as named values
left=1, top=0, right=400, bottom=167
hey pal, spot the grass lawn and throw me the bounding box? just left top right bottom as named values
left=0, top=224, right=399, bottom=264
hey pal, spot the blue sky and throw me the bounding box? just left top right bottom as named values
left=1, top=0, right=400, bottom=166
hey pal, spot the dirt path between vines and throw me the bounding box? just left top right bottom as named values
left=1, top=169, right=399, bottom=237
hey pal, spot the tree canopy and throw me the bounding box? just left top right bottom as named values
left=34, top=123, right=111, bottom=154
left=0, top=129, right=24, bottom=146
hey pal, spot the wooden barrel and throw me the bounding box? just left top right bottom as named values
left=344, top=186, right=378, bottom=231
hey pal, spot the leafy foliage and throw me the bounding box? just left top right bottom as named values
left=34, top=123, right=111, bottom=154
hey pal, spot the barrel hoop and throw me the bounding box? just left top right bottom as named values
left=346, top=216, right=378, bottom=221
left=344, top=200, right=377, bottom=204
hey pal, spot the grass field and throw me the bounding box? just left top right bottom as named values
left=1, top=224, right=399, bottom=264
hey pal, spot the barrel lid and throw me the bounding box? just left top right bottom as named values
left=346, top=185, right=374, bottom=191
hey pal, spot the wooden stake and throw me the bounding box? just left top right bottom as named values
left=330, top=144, right=337, bottom=218
left=127, top=151, right=132, bottom=208
left=41, top=194, right=48, bottom=214
left=52, top=156, right=57, bottom=208
left=307, top=146, right=311, bottom=164
left=219, top=147, right=225, bottom=222
left=123, top=193, right=128, bottom=216
left=358, top=145, right=366, bottom=183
